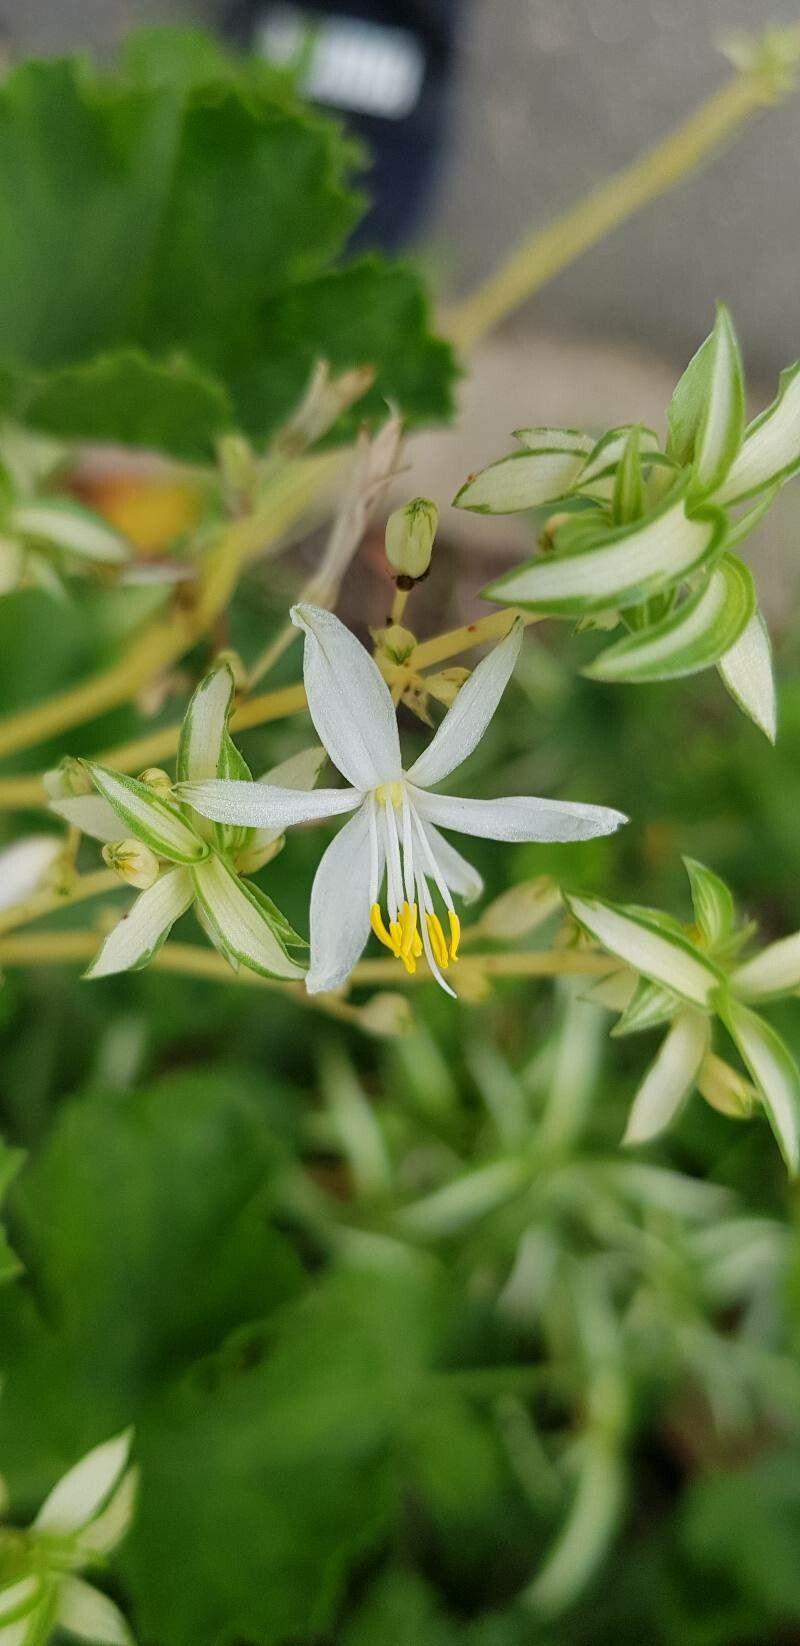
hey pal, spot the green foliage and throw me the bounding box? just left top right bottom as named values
left=0, top=31, right=455, bottom=458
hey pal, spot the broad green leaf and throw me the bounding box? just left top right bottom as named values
left=612, top=426, right=645, bottom=524
left=512, top=426, right=593, bottom=454
left=177, top=663, right=235, bottom=786
left=719, top=995, right=800, bottom=1173
left=452, top=446, right=587, bottom=515
left=611, top=977, right=680, bottom=1037
left=732, top=930, right=800, bottom=1002
left=692, top=304, right=745, bottom=493
left=623, top=1010, right=710, bottom=1145
left=577, top=425, right=660, bottom=488
left=684, top=856, right=736, bottom=950
left=718, top=608, right=777, bottom=742
left=588, top=553, right=753, bottom=690
left=715, top=362, right=800, bottom=505
left=10, top=500, right=130, bottom=565
left=17, top=350, right=234, bottom=461
left=85, top=868, right=194, bottom=978
left=86, top=765, right=208, bottom=863
left=565, top=894, right=722, bottom=1007
left=483, top=481, right=727, bottom=615
left=191, top=853, right=305, bottom=980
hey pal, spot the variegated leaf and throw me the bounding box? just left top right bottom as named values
left=454, top=447, right=587, bottom=513
left=565, top=894, right=721, bottom=1007
left=717, top=608, right=777, bottom=742
left=623, top=1010, right=710, bottom=1145
left=719, top=995, right=800, bottom=1173
left=683, top=856, right=735, bottom=950
left=192, top=853, right=305, bottom=980
left=85, top=870, right=193, bottom=979
left=86, top=765, right=207, bottom=863
left=584, top=553, right=754, bottom=682
left=10, top=499, right=130, bottom=564
left=715, top=361, right=800, bottom=505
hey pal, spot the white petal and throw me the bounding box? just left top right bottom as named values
left=419, top=819, right=483, bottom=904
left=624, top=1010, right=710, bottom=1145
left=78, top=1468, right=138, bottom=1558
left=0, top=836, right=61, bottom=911
left=85, top=870, right=193, bottom=979
left=415, top=789, right=627, bottom=844
left=306, top=803, right=375, bottom=994
left=49, top=795, right=127, bottom=844
left=732, top=931, right=800, bottom=1002
left=177, top=662, right=235, bottom=784
left=249, top=746, right=328, bottom=850
left=56, top=1577, right=133, bottom=1646
left=718, top=610, right=777, bottom=742
left=566, top=895, right=719, bottom=1008
left=192, top=854, right=305, bottom=980
left=179, top=779, right=360, bottom=831
left=35, top=1430, right=133, bottom=1535
left=291, top=603, right=401, bottom=787
left=407, top=621, right=523, bottom=788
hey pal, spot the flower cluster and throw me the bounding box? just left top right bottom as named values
left=457, top=306, right=800, bottom=741
left=0, top=1430, right=136, bottom=1646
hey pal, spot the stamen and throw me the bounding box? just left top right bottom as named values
left=371, top=903, right=400, bottom=955
left=400, top=900, right=419, bottom=959
left=426, top=913, right=450, bottom=970
left=448, top=909, right=461, bottom=960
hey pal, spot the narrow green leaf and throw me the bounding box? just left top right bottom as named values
left=612, top=426, right=644, bottom=524
left=611, top=977, right=681, bottom=1037
left=577, top=425, right=659, bottom=487
left=715, top=361, right=800, bottom=505
left=177, top=663, right=236, bottom=786
left=623, top=1010, right=710, bottom=1145
left=191, top=853, right=305, bottom=980
left=718, top=608, right=777, bottom=742
left=483, top=479, right=727, bottom=615
left=667, top=326, right=716, bottom=465
left=86, top=764, right=208, bottom=863
left=454, top=447, right=587, bottom=514
left=512, top=426, right=593, bottom=454
left=584, top=554, right=755, bottom=682
left=683, top=857, right=736, bottom=950
left=85, top=868, right=194, bottom=978
left=10, top=499, right=130, bottom=564
left=565, top=893, right=721, bottom=1007
left=692, top=303, right=745, bottom=493
left=718, top=995, right=800, bottom=1173
left=732, top=930, right=800, bottom=1002
left=724, top=484, right=779, bottom=549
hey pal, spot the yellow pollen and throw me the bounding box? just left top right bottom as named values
left=426, top=912, right=450, bottom=970
left=375, top=781, right=405, bottom=809
left=447, top=908, right=461, bottom=961
left=400, top=900, right=418, bottom=958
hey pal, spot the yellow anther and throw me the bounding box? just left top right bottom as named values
left=375, top=780, right=405, bottom=809
left=426, top=912, right=450, bottom=970
left=371, top=903, right=400, bottom=955
left=447, top=908, right=461, bottom=961
left=389, top=918, right=404, bottom=956
left=413, top=931, right=423, bottom=958
left=400, top=900, right=419, bottom=959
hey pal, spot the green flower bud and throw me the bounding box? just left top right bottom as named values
left=102, top=839, right=161, bottom=890
left=43, top=756, right=93, bottom=800
left=384, top=497, right=438, bottom=582
left=138, top=767, right=174, bottom=796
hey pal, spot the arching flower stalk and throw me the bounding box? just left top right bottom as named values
left=179, top=605, right=626, bottom=997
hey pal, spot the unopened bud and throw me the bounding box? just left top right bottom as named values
left=384, top=497, right=438, bottom=582
left=371, top=623, right=416, bottom=665
left=43, top=756, right=93, bottom=800
left=479, top=877, right=562, bottom=941
left=426, top=667, right=470, bottom=708
left=102, top=839, right=160, bottom=890
left=235, top=834, right=285, bottom=875
left=697, top=1052, right=757, bottom=1119
left=539, top=511, right=571, bottom=553
left=278, top=361, right=376, bottom=456
left=214, top=648, right=247, bottom=691
left=357, top=992, right=413, bottom=1037
left=138, top=767, right=173, bottom=796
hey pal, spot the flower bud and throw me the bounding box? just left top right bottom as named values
left=384, top=497, right=438, bottom=582
left=426, top=667, right=470, bottom=708
left=356, top=992, right=414, bottom=1037
left=278, top=361, right=376, bottom=456
left=138, top=767, right=173, bottom=796
left=213, top=647, right=247, bottom=691
left=371, top=623, right=416, bottom=665
left=234, top=834, right=286, bottom=876
left=479, top=877, right=562, bottom=940
left=43, top=756, right=93, bottom=800
left=697, top=1052, right=756, bottom=1119
left=102, top=839, right=160, bottom=890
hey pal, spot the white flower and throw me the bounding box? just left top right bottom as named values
left=0, top=1430, right=137, bottom=1646
left=179, top=605, right=626, bottom=997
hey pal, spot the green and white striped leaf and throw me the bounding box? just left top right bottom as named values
left=732, top=929, right=800, bottom=1002
left=577, top=425, right=660, bottom=487
left=85, top=869, right=193, bottom=979
left=623, top=1009, right=710, bottom=1145
left=717, top=608, right=777, bottom=742
left=715, top=362, right=800, bottom=505
left=691, top=304, right=745, bottom=493
left=512, top=426, right=594, bottom=454
left=483, top=481, right=726, bottom=615
left=584, top=553, right=754, bottom=682
left=86, top=765, right=207, bottom=863
left=10, top=499, right=130, bottom=564
left=454, top=447, right=587, bottom=513
left=56, top=1576, right=133, bottom=1646
left=192, top=853, right=305, bottom=980
left=611, top=977, right=681, bottom=1037
left=725, top=484, right=778, bottom=550
left=719, top=994, right=800, bottom=1173
left=565, top=894, right=721, bottom=1007
left=612, top=426, right=645, bottom=524
left=667, top=324, right=717, bottom=466
left=177, top=662, right=235, bottom=785
left=683, top=856, right=735, bottom=949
